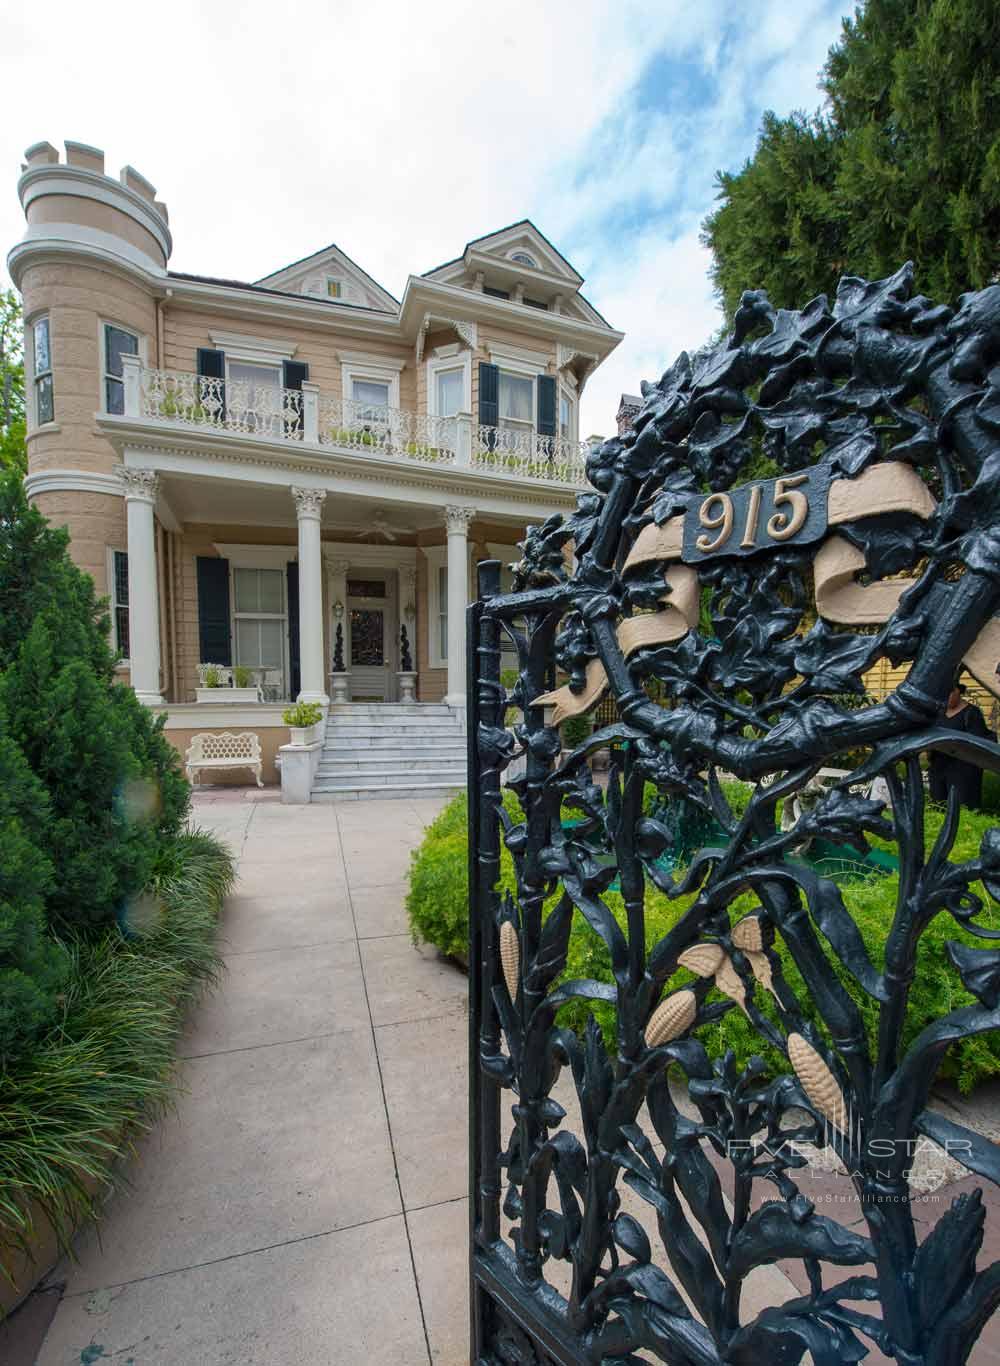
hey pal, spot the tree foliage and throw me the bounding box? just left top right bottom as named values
left=0, top=472, right=189, bottom=936
left=0, top=289, right=25, bottom=476
left=703, top=0, right=1000, bottom=321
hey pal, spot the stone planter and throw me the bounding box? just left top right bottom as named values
left=287, top=721, right=322, bottom=747
left=397, top=670, right=417, bottom=703
left=329, top=671, right=350, bottom=704
left=195, top=687, right=260, bottom=703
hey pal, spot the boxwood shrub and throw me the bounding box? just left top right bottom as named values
left=408, top=787, right=1000, bottom=1092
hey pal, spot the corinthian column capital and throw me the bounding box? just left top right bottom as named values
left=444, top=504, right=475, bottom=535
left=118, top=466, right=159, bottom=503
left=291, top=486, right=327, bottom=520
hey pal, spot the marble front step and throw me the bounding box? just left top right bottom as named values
left=311, top=780, right=465, bottom=802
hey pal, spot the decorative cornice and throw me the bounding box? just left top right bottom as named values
left=444, top=505, right=476, bottom=534
left=415, top=314, right=478, bottom=363
left=118, top=465, right=159, bottom=503
left=291, top=486, right=327, bottom=519
left=24, top=467, right=123, bottom=501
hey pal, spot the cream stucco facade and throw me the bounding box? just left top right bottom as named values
left=9, top=139, right=623, bottom=774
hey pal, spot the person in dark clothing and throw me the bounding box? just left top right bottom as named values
left=928, top=683, right=992, bottom=808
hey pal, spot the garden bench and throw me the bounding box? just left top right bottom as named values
left=185, top=731, right=263, bottom=787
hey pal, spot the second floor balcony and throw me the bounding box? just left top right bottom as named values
left=124, top=361, right=592, bottom=488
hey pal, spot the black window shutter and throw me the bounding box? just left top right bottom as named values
left=283, top=360, right=309, bottom=390
left=197, top=347, right=225, bottom=413
left=537, top=374, right=557, bottom=438
left=286, top=562, right=301, bottom=699
left=196, top=556, right=231, bottom=665
left=479, top=362, right=499, bottom=427
left=197, top=347, right=225, bottom=378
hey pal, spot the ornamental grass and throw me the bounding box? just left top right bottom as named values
left=0, top=829, right=234, bottom=1268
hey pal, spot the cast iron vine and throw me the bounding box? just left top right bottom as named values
left=468, top=265, right=1000, bottom=1365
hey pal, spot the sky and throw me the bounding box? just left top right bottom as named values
left=0, top=0, right=850, bottom=438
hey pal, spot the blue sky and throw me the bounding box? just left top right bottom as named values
left=0, top=0, right=850, bottom=435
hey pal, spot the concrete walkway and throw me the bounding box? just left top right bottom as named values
left=33, top=791, right=471, bottom=1365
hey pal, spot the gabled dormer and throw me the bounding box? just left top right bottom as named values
left=422, top=220, right=607, bottom=327
left=255, top=242, right=398, bottom=312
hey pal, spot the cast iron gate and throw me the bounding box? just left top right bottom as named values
left=467, top=267, right=1000, bottom=1364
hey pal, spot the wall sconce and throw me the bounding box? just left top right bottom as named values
left=333, top=600, right=344, bottom=622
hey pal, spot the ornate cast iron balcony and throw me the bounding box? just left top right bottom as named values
left=126, top=362, right=589, bottom=487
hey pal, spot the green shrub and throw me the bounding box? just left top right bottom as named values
left=0, top=828, right=234, bottom=1259
left=232, top=665, right=253, bottom=688
left=407, top=789, right=1000, bottom=1093
left=0, top=714, right=69, bottom=1063
left=560, top=715, right=594, bottom=750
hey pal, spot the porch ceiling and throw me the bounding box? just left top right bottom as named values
left=157, top=473, right=527, bottom=538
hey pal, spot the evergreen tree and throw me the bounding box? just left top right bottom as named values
left=0, top=708, right=68, bottom=1061
left=0, top=290, right=26, bottom=476
left=703, top=0, right=1000, bottom=321
left=0, top=472, right=189, bottom=933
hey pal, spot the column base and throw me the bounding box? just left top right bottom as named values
left=443, top=692, right=466, bottom=709
left=135, top=690, right=166, bottom=706
left=297, top=690, right=330, bottom=708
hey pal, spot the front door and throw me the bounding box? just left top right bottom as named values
left=347, top=572, right=396, bottom=701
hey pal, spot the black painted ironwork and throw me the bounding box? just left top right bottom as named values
left=468, top=266, right=1000, bottom=1364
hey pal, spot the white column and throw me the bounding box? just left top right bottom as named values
left=292, top=487, right=329, bottom=706
left=444, top=505, right=475, bottom=708
left=119, top=467, right=164, bottom=705
left=121, top=351, right=141, bottom=417
left=301, top=380, right=320, bottom=443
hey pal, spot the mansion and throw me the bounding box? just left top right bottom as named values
left=8, top=139, right=622, bottom=788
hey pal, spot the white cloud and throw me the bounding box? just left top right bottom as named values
left=0, top=0, right=850, bottom=437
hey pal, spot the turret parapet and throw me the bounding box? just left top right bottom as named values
left=10, top=139, right=171, bottom=281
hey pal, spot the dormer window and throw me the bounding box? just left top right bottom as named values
left=326, top=278, right=343, bottom=298
left=509, top=251, right=537, bottom=268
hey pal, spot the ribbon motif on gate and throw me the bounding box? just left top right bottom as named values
left=470, top=265, right=1000, bottom=1365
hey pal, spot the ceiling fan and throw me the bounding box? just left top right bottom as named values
left=326, top=509, right=415, bottom=542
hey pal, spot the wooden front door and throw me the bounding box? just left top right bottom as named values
left=347, top=572, right=396, bottom=701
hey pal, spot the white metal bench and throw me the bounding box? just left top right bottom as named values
left=185, top=731, right=263, bottom=787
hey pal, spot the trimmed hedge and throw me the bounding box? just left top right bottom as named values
left=408, top=788, right=1000, bottom=1092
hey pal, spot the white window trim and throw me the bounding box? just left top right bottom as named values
left=208, top=331, right=297, bottom=365
left=229, top=562, right=290, bottom=689
left=487, top=342, right=550, bottom=370
left=558, top=382, right=578, bottom=444
left=325, top=276, right=344, bottom=298
left=423, top=544, right=448, bottom=668
left=426, top=349, right=471, bottom=417
left=99, top=319, right=145, bottom=414
left=106, top=545, right=130, bottom=666
left=340, top=356, right=403, bottom=410
left=496, top=362, right=537, bottom=431
left=30, top=314, right=54, bottom=429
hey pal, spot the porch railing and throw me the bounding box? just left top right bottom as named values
left=128, top=361, right=591, bottom=487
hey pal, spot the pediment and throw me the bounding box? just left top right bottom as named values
left=256, top=244, right=398, bottom=312
left=424, top=220, right=583, bottom=286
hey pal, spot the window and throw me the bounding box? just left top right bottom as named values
left=435, top=367, right=464, bottom=418
left=111, top=550, right=129, bottom=660
left=438, top=565, right=448, bottom=661
left=104, top=324, right=139, bottom=414
left=33, top=317, right=53, bottom=425
left=560, top=392, right=572, bottom=440
left=352, top=377, right=391, bottom=419
left=499, top=370, right=533, bottom=430
left=510, top=252, right=537, bottom=268
left=232, top=567, right=286, bottom=685
left=227, top=360, right=282, bottom=432
left=524, top=297, right=548, bottom=311
left=483, top=285, right=510, bottom=300
left=326, top=278, right=342, bottom=298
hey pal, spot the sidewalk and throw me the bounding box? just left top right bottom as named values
left=29, top=793, right=471, bottom=1365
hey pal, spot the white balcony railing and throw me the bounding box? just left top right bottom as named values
left=317, top=396, right=457, bottom=465
left=472, top=424, right=589, bottom=485
left=139, top=367, right=305, bottom=441
left=128, top=361, right=590, bottom=487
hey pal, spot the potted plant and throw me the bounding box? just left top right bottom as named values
left=397, top=624, right=417, bottom=703
left=195, top=662, right=228, bottom=702
left=329, top=621, right=350, bottom=703
left=228, top=665, right=261, bottom=702
left=283, top=701, right=324, bottom=746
